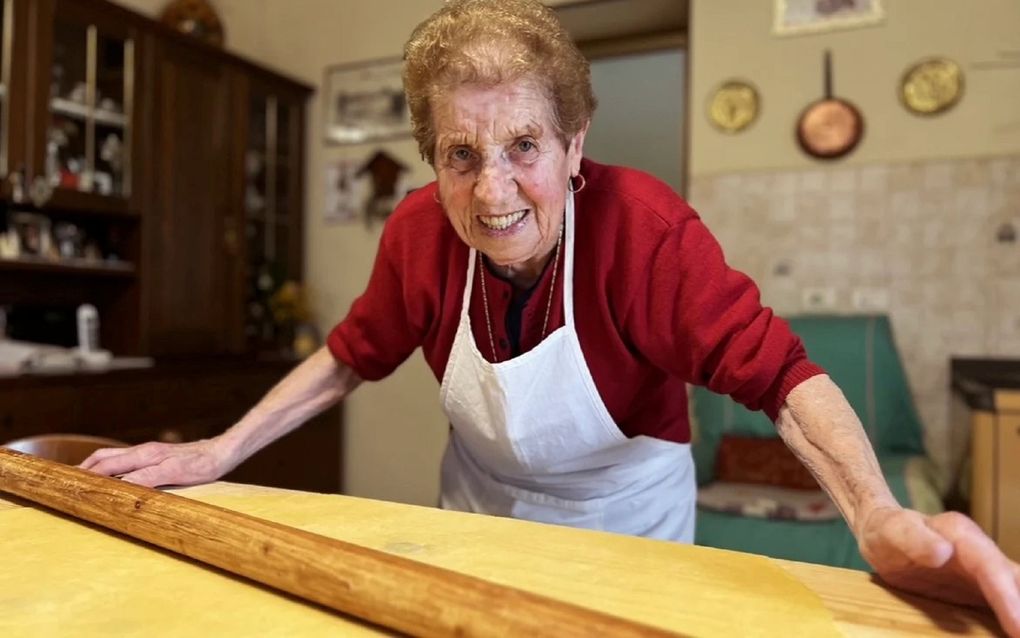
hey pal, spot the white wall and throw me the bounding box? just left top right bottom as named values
left=585, top=49, right=685, bottom=193
left=690, top=0, right=1020, bottom=176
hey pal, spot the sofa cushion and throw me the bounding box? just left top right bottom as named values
left=697, top=482, right=840, bottom=521
left=715, top=434, right=819, bottom=489
left=692, top=315, right=926, bottom=486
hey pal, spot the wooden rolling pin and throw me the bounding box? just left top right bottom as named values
left=0, top=448, right=682, bottom=637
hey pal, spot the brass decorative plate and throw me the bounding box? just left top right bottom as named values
left=707, top=81, right=760, bottom=133
left=900, top=58, right=963, bottom=115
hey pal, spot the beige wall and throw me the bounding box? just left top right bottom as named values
left=690, top=0, right=1020, bottom=176
left=688, top=0, right=1020, bottom=486
left=110, top=0, right=269, bottom=62
left=113, top=0, right=450, bottom=506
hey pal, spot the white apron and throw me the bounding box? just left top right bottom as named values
left=438, top=190, right=696, bottom=541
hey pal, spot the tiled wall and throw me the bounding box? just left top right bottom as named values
left=689, top=155, right=1020, bottom=486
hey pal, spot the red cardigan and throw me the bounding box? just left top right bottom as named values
left=327, top=159, right=823, bottom=443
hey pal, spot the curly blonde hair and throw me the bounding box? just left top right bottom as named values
left=403, top=0, right=596, bottom=164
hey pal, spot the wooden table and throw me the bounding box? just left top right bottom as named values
left=0, top=482, right=1002, bottom=636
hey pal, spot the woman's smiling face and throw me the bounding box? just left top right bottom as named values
left=432, top=80, right=586, bottom=276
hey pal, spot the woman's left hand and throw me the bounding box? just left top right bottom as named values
left=858, top=506, right=1020, bottom=637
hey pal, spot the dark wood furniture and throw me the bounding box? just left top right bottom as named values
left=0, top=359, right=343, bottom=493
left=1, top=0, right=311, bottom=356
left=0, top=0, right=337, bottom=492
left=3, top=433, right=127, bottom=465
left=951, top=358, right=1020, bottom=562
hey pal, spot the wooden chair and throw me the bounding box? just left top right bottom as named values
left=2, top=434, right=128, bottom=466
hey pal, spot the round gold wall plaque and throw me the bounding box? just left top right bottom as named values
left=707, top=81, right=760, bottom=133
left=900, top=58, right=963, bottom=115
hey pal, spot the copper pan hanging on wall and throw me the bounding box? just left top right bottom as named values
left=796, top=50, right=864, bottom=160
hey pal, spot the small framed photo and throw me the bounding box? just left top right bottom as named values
left=10, top=212, right=54, bottom=259
left=773, top=0, right=885, bottom=37
left=323, top=57, right=412, bottom=145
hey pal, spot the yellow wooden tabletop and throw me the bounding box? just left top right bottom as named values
left=0, top=482, right=1001, bottom=636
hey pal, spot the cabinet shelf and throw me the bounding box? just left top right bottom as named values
left=50, top=97, right=128, bottom=127
left=0, top=256, right=136, bottom=278
left=41, top=189, right=135, bottom=216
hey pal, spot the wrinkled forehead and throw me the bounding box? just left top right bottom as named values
left=431, top=80, right=555, bottom=145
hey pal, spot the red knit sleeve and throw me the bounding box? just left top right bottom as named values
left=624, top=211, right=824, bottom=421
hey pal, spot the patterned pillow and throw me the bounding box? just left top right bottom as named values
left=697, top=482, right=840, bottom=521
left=714, top=434, right=819, bottom=490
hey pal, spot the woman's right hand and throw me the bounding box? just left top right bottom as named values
left=79, top=437, right=236, bottom=488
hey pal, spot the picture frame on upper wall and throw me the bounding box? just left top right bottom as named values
left=323, top=57, right=412, bottom=145
left=773, top=0, right=885, bottom=37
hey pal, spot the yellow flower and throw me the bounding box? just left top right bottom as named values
left=269, top=280, right=310, bottom=325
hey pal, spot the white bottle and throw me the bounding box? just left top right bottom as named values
left=77, top=303, right=99, bottom=353
left=76, top=304, right=112, bottom=369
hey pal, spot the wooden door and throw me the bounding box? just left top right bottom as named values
left=998, top=411, right=1020, bottom=561
left=144, top=37, right=237, bottom=355
left=970, top=410, right=996, bottom=536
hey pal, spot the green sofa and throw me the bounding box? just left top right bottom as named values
left=692, top=314, right=943, bottom=570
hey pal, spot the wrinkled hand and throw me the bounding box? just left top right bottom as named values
left=859, top=506, right=1020, bottom=637
left=79, top=438, right=233, bottom=488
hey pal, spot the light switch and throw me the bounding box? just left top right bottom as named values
left=852, top=287, right=890, bottom=311
left=801, top=287, right=837, bottom=311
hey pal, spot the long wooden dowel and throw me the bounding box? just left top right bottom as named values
left=0, top=448, right=681, bottom=637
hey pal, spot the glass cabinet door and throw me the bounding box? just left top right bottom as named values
left=244, top=92, right=273, bottom=346
left=244, top=89, right=302, bottom=351
left=273, top=98, right=295, bottom=268
left=47, top=17, right=132, bottom=198
left=0, top=0, right=12, bottom=178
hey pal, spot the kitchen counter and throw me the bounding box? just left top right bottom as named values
left=951, top=357, right=1020, bottom=562
left=0, top=353, right=300, bottom=388
left=952, top=357, right=1020, bottom=411
left=0, top=356, right=343, bottom=493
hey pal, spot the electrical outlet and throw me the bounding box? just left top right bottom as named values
left=801, top=287, right=837, bottom=311
left=852, top=287, right=890, bottom=311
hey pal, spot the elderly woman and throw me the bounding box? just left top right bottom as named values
left=83, top=0, right=1019, bottom=632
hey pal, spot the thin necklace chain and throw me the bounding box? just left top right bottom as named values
left=478, top=224, right=564, bottom=363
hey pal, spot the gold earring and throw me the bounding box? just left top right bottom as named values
left=568, top=174, right=586, bottom=193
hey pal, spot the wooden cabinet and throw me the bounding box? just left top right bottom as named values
left=971, top=394, right=1020, bottom=562
left=235, top=72, right=308, bottom=352
left=954, top=359, right=1020, bottom=562
left=0, top=360, right=343, bottom=493
left=998, top=410, right=1020, bottom=560
left=24, top=0, right=142, bottom=214
left=0, top=0, right=330, bottom=491
left=139, top=21, right=311, bottom=357
left=142, top=37, right=237, bottom=356
left=0, top=0, right=312, bottom=358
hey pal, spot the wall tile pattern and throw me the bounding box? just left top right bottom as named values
left=689, top=155, right=1020, bottom=486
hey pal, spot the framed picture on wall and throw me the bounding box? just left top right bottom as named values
left=323, top=57, right=412, bottom=145
left=773, top=0, right=885, bottom=37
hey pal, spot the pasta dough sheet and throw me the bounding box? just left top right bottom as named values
left=0, top=482, right=841, bottom=636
